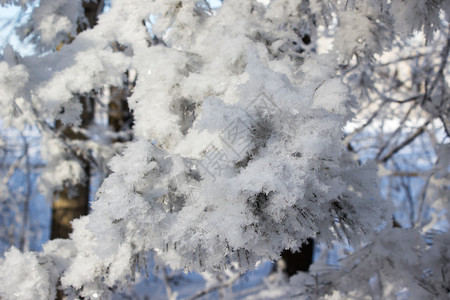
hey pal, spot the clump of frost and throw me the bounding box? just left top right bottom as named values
left=0, top=60, right=30, bottom=129
left=390, top=0, right=448, bottom=41
left=30, top=0, right=83, bottom=48
left=333, top=2, right=392, bottom=61
left=77, top=51, right=387, bottom=279
left=0, top=247, right=56, bottom=300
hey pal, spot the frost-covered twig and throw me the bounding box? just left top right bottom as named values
left=187, top=273, right=243, bottom=300
left=18, top=134, right=32, bottom=251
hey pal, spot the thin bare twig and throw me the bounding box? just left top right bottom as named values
left=439, top=115, right=450, bottom=138
left=345, top=98, right=387, bottom=145
left=377, top=118, right=431, bottom=163
left=375, top=102, right=418, bottom=161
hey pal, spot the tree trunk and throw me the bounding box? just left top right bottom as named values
left=50, top=181, right=90, bottom=239
left=50, top=0, right=104, bottom=241
left=51, top=94, right=95, bottom=300
left=50, top=94, right=95, bottom=240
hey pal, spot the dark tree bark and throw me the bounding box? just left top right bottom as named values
left=108, top=84, right=133, bottom=140
left=50, top=180, right=90, bottom=239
